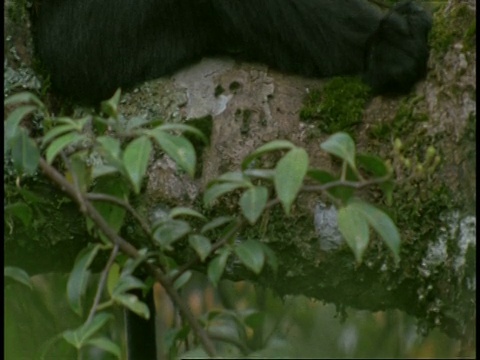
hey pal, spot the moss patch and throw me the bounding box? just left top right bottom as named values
left=429, top=3, right=476, bottom=55
left=300, top=77, right=371, bottom=136
left=368, top=96, right=429, bottom=148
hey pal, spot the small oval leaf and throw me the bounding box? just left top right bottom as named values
left=96, top=136, right=122, bottom=161
left=240, top=186, right=268, bottom=225
left=86, top=337, right=121, bottom=359
left=4, top=92, right=43, bottom=107
left=207, top=250, right=230, bottom=287
left=158, top=123, right=208, bottom=144
left=149, top=130, right=196, bottom=177
left=5, top=105, right=37, bottom=145
left=115, top=294, right=150, bottom=319
left=67, top=245, right=101, bottom=316
left=107, top=263, right=120, bottom=296
left=63, top=313, right=113, bottom=348
left=11, top=129, right=40, bottom=175
left=203, top=182, right=246, bottom=207
left=111, top=275, right=146, bottom=297
left=173, top=270, right=192, bottom=290
left=46, top=132, right=85, bottom=164
left=42, top=124, right=79, bottom=146
left=188, top=235, right=212, bottom=262
left=4, top=202, right=33, bottom=227
left=153, top=220, right=191, bottom=250
left=274, top=148, right=309, bottom=215
left=201, top=216, right=234, bottom=234
left=123, top=136, right=152, bottom=194
left=169, top=207, right=206, bottom=220
left=234, top=239, right=265, bottom=274
left=242, top=140, right=295, bottom=170
left=349, top=199, right=401, bottom=263
left=337, top=205, right=370, bottom=263
left=4, top=266, right=32, bottom=289
left=320, top=132, right=356, bottom=170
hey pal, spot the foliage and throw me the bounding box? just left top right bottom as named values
left=4, top=90, right=400, bottom=358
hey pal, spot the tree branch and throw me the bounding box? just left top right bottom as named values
left=38, top=157, right=217, bottom=357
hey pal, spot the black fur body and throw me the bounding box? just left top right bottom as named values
left=32, top=0, right=432, bottom=103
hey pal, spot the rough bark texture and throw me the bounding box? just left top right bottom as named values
left=4, top=0, right=475, bottom=348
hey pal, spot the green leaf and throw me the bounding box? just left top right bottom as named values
left=69, top=152, right=91, bottom=193
left=4, top=92, right=43, bottom=107
left=85, top=337, right=121, bottom=359
left=4, top=202, right=32, bottom=227
left=274, top=148, right=309, bottom=215
left=96, top=136, right=122, bottom=161
left=111, top=275, right=146, bottom=297
left=157, top=123, right=208, bottom=144
left=320, top=132, right=356, bottom=170
left=356, top=153, right=389, bottom=177
left=117, top=250, right=148, bottom=278
left=169, top=207, right=206, bottom=220
left=207, top=250, right=230, bottom=287
left=259, top=242, right=278, bottom=274
left=5, top=105, right=37, bottom=146
left=114, top=294, right=150, bottom=319
left=188, top=235, right=212, bottom=262
left=45, top=132, right=86, bottom=164
left=63, top=313, right=113, bottom=348
left=55, top=116, right=82, bottom=126
left=107, top=263, right=120, bottom=296
left=242, top=140, right=295, bottom=170
left=173, top=270, right=192, bottom=290
left=203, top=182, right=246, bottom=207
left=91, top=164, right=119, bottom=179
left=149, top=129, right=196, bottom=177
left=349, top=199, right=400, bottom=262
left=201, top=216, right=234, bottom=234
left=240, top=186, right=268, bottom=225
left=337, top=205, right=370, bottom=263
left=4, top=266, right=32, bottom=289
left=243, top=169, right=275, bottom=180
left=380, top=180, right=394, bottom=207
left=42, top=124, right=78, bottom=146
left=11, top=128, right=40, bottom=175
left=215, top=171, right=251, bottom=184
left=234, top=240, right=265, bottom=274
left=100, top=89, right=121, bottom=118
left=67, top=245, right=101, bottom=316
left=153, top=220, right=191, bottom=250
left=123, top=136, right=152, bottom=194
left=87, top=177, right=129, bottom=236
left=125, top=116, right=151, bottom=131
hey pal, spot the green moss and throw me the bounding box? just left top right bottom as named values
left=214, top=85, right=225, bottom=97
left=229, top=81, right=242, bottom=92
left=429, top=3, right=476, bottom=55
left=300, top=77, right=371, bottom=136
left=6, top=0, right=29, bottom=24
left=368, top=96, right=429, bottom=148
left=234, top=108, right=253, bottom=135
left=185, top=115, right=213, bottom=177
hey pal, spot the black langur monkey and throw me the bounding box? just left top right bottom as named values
left=31, top=0, right=432, bottom=104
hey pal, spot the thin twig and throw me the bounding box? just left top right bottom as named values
left=302, top=175, right=391, bottom=192
left=86, top=244, right=119, bottom=324
left=86, top=193, right=152, bottom=240
left=38, top=157, right=217, bottom=357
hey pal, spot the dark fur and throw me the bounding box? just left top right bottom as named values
left=31, top=0, right=432, bottom=103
